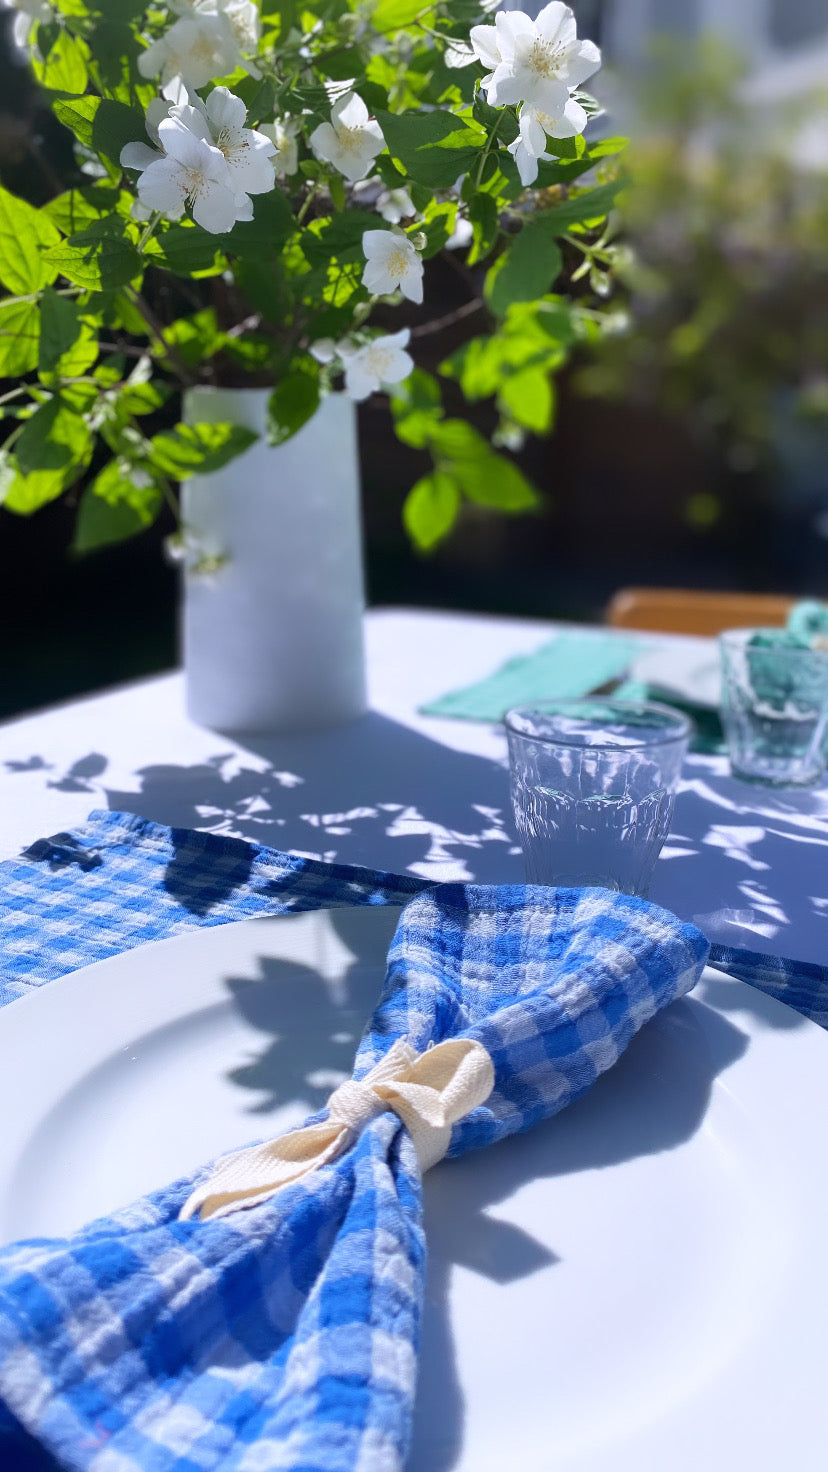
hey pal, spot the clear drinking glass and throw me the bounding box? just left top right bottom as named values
left=505, top=699, right=691, bottom=896
left=718, top=628, right=828, bottom=787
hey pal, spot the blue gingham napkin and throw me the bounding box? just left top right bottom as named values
left=0, top=881, right=709, bottom=1472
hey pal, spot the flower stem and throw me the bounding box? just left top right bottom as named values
left=123, top=288, right=196, bottom=388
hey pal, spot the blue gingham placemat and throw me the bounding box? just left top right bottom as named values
left=0, top=809, right=426, bottom=1009
left=1, top=808, right=827, bottom=1029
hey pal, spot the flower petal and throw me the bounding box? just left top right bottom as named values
left=343, top=361, right=377, bottom=401
left=206, top=85, right=247, bottom=133
left=309, top=121, right=338, bottom=164
left=232, top=192, right=254, bottom=221
left=494, top=9, right=534, bottom=60
left=399, top=269, right=424, bottom=305
left=136, top=158, right=187, bottom=217
left=361, top=258, right=394, bottom=294
left=534, top=2, right=572, bottom=45
left=334, top=91, right=369, bottom=129
left=469, top=23, right=501, bottom=70
left=547, top=96, right=587, bottom=137
left=169, top=102, right=213, bottom=145
left=120, top=141, right=160, bottom=171
left=191, top=180, right=239, bottom=233
left=564, top=39, right=601, bottom=87
left=379, top=349, right=414, bottom=383
left=362, top=228, right=395, bottom=261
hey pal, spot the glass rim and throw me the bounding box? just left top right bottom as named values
left=503, top=697, right=693, bottom=751
left=719, top=628, right=828, bottom=658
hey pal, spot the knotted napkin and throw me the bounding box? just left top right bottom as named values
left=0, top=883, right=709, bottom=1472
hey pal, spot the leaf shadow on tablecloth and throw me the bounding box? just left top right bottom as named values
left=412, top=996, right=747, bottom=1471
left=104, top=711, right=525, bottom=893
left=648, top=759, right=828, bottom=987
left=218, top=908, right=747, bottom=1472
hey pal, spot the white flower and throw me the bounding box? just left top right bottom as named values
left=361, top=229, right=424, bottom=303
left=471, top=3, right=600, bottom=113
left=309, top=92, right=385, bottom=183
left=508, top=95, right=589, bottom=185
left=122, top=119, right=239, bottom=234
left=3, top=0, right=53, bottom=50
left=138, top=14, right=241, bottom=92
left=377, top=187, right=415, bottom=224
left=259, top=115, right=300, bottom=178
left=172, top=87, right=276, bottom=204
left=338, top=330, right=414, bottom=401
left=309, top=338, right=338, bottom=365
left=445, top=216, right=473, bottom=251
left=217, top=0, right=260, bottom=55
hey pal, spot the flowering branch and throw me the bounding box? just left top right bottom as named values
left=0, top=0, right=627, bottom=554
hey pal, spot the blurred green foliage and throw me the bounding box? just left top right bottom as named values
left=575, top=37, right=828, bottom=508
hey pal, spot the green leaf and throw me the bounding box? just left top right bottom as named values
left=52, top=94, right=101, bottom=148
left=149, top=422, right=258, bottom=478
left=220, top=188, right=294, bottom=255
left=91, top=98, right=149, bottom=170
left=376, top=108, right=486, bottom=189
left=0, top=185, right=61, bottom=293
left=403, top=470, right=461, bottom=550
left=485, top=226, right=563, bottom=317
left=73, top=459, right=162, bottom=553
left=453, top=452, right=538, bottom=510
left=118, top=380, right=168, bottom=416
left=151, top=224, right=226, bottom=278
left=301, top=210, right=379, bottom=268
left=419, top=201, right=457, bottom=258
left=33, top=28, right=88, bottom=94
left=163, top=309, right=223, bottom=366
left=389, top=368, right=443, bottom=448
left=467, top=192, right=498, bottom=266
left=45, top=185, right=124, bottom=236
left=54, top=96, right=147, bottom=173
left=15, top=396, right=93, bottom=479
left=38, top=287, right=81, bottom=373
left=2, top=464, right=69, bottom=514
left=49, top=325, right=99, bottom=379
left=429, top=418, right=490, bottom=461
left=330, top=174, right=346, bottom=213
left=373, top=0, right=436, bottom=25
left=266, top=371, right=320, bottom=446
left=44, top=221, right=143, bottom=290
left=0, top=300, right=40, bottom=377
left=534, top=180, right=623, bottom=235
left=232, top=256, right=287, bottom=324
left=498, top=368, right=555, bottom=434
left=544, top=133, right=587, bottom=161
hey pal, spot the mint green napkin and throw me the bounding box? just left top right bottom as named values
left=419, top=633, right=647, bottom=722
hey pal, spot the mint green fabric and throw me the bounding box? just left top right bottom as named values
left=611, top=678, right=726, bottom=754
left=419, top=633, right=647, bottom=723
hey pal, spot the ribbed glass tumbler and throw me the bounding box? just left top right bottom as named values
left=505, top=699, right=691, bottom=896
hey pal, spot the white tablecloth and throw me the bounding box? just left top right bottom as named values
left=2, top=607, right=827, bottom=965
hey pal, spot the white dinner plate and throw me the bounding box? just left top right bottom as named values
left=630, top=638, right=722, bottom=710
left=1, top=908, right=827, bottom=1471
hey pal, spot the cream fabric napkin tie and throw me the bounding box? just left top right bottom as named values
left=180, top=1035, right=495, bottom=1222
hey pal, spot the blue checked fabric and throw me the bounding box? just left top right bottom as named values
left=0, top=881, right=710, bottom=1472
left=0, top=809, right=426, bottom=1008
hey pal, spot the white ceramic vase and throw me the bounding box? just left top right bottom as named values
left=180, top=386, right=367, bottom=733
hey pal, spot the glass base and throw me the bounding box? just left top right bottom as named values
left=729, top=761, right=825, bottom=789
